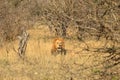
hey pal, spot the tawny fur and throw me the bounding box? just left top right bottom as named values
left=51, top=38, right=66, bottom=56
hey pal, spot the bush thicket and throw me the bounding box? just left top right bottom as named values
left=0, top=0, right=120, bottom=65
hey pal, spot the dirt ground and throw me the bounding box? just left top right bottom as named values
left=0, top=26, right=120, bottom=80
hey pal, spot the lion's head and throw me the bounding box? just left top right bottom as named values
left=51, top=38, right=66, bottom=55
left=52, top=38, right=65, bottom=51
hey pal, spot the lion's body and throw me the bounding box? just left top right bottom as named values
left=51, top=38, right=66, bottom=55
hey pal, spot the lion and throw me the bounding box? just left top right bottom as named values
left=51, top=38, right=66, bottom=56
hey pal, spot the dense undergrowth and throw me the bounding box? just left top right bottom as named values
left=0, top=0, right=120, bottom=79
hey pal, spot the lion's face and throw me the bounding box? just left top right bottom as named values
left=52, top=38, right=65, bottom=51
left=55, top=39, right=64, bottom=50
left=51, top=38, right=66, bottom=55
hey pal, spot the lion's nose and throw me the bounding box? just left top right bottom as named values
left=59, top=44, right=62, bottom=47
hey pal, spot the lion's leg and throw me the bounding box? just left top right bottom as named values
left=61, top=49, right=66, bottom=55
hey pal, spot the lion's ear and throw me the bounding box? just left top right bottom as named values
left=53, top=38, right=59, bottom=43
left=60, top=38, right=64, bottom=43
left=54, top=38, right=58, bottom=41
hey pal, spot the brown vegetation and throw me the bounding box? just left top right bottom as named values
left=0, top=0, right=120, bottom=80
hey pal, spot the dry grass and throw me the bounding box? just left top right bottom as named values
left=0, top=0, right=119, bottom=79
left=0, top=26, right=120, bottom=80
